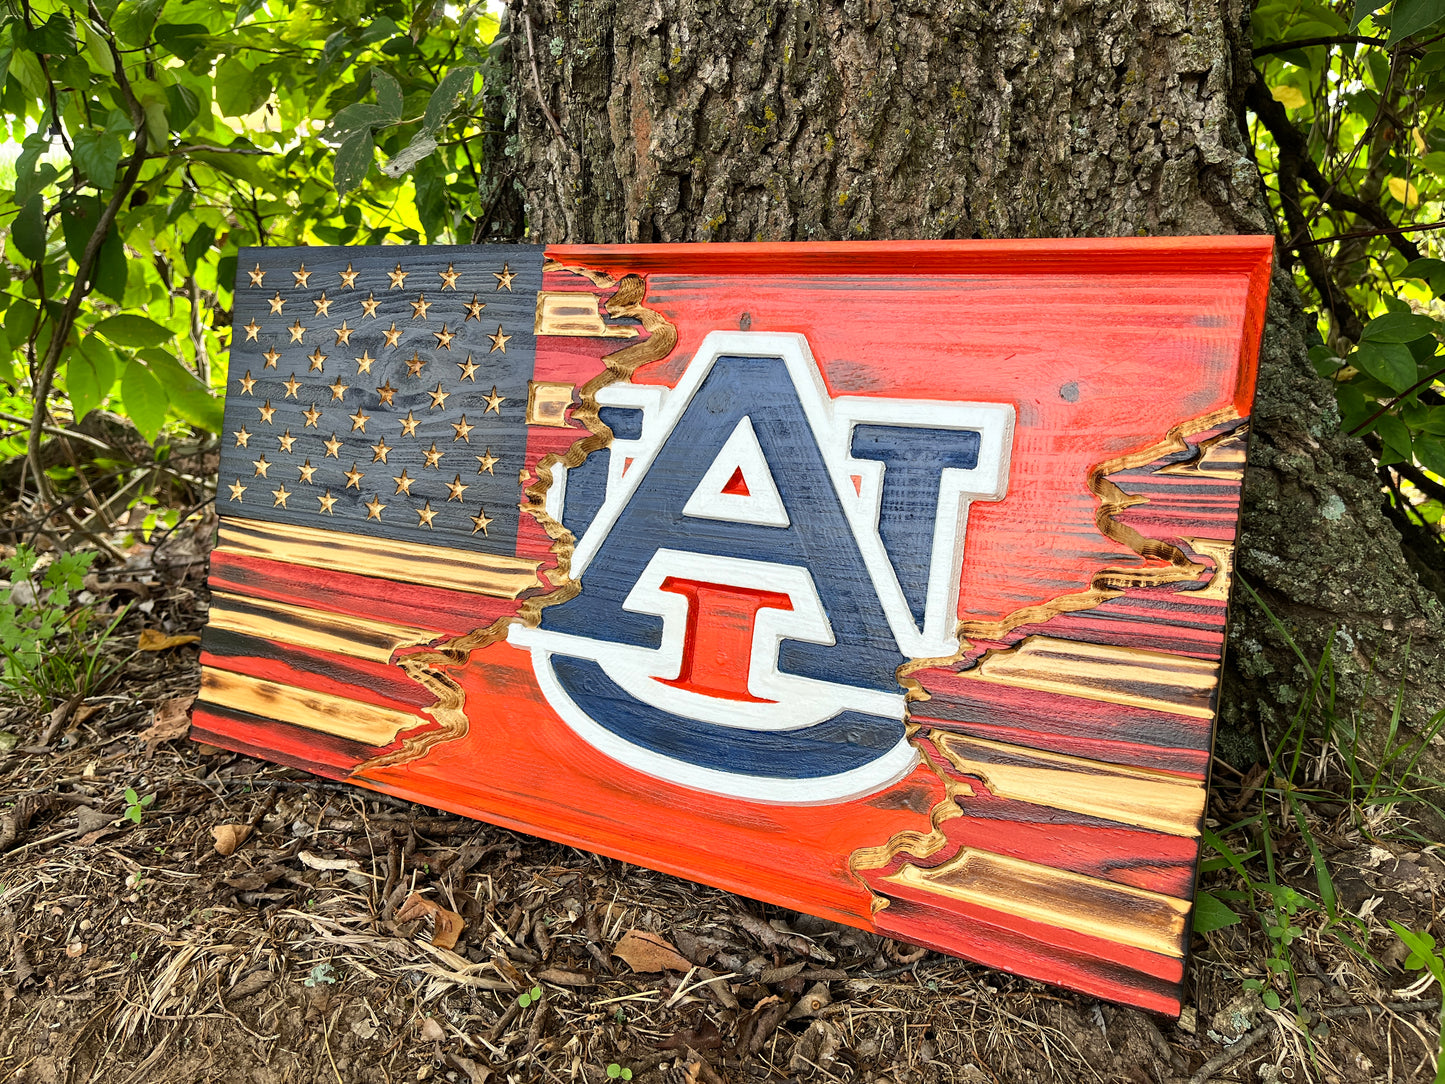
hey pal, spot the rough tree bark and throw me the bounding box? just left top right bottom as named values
left=496, top=0, right=1445, bottom=769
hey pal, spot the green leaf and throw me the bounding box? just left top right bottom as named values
left=1361, top=311, right=1439, bottom=344
left=164, top=82, right=201, bottom=134
left=120, top=359, right=169, bottom=442
left=72, top=129, right=123, bottom=188
left=153, top=23, right=212, bottom=61
left=1389, top=0, right=1445, bottom=44
left=1192, top=891, right=1243, bottom=933
left=1416, top=435, right=1445, bottom=478
left=1352, top=341, right=1418, bottom=392
left=373, top=70, right=403, bottom=123
left=1402, top=257, right=1445, bottom=294
left=13, top=194, right=45, bottom=261
left=332, top=129, right=375, bottom=196
left=422, top=66, right=475, bottom=135
left=26, top=14, right=78, bottom=57
left=183, top=223, right=216, bottom=274
left=1350, top=0, right=1388, bottom=29
left=93, top=314, right=175, bottom=348
left=113, top=0, right=166, bottom=48
left=138, top=348, right=222, bottom=431
left=1379, top=413, right=1414, bottom=463
left=67, top=336, right=117, bottom=420
left=215, top=56, right=266, bottom=117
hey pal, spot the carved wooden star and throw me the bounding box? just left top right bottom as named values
left=422, top=442, right=444, bottom=469
left=411, top=294, right=432, bottom=321
left=238, top=371, right=256, bottom=395
left=360, top=292, right=380, bottom=318
left=494, top=264, right=515, bottom=291
left=387, top=264, right=408, bottom=289
left=445, top=473, right=468, bottom=502
left=439, top=263, right=461, bottom=290
left=393, top=469, right=415, bottom=496
left=262, top=346, right=281, bottom=367
left=277, top=429, right=296, bottom=453
left=248, top=263, right=266, bottom=287
left=234, top=427, right=251, bottom=448
left=282, top=373, right=302, bottom=399
left=308, top=347, right=328, bottom=372
left=469, top=506, right=492, bottom=535
left=288, top=320, right=307, bottom=343
left=370, top=437, right=392, bottom=464
left=488, top=326, right=510, bottom=353
left=323, top=433, right=343, bottom=457
left=339, top=263, right=359, bottom=289
left=382, top=322, right=403, bottom=348
left=344, top=463, right=365, bottom=489
left=318, top=490, right=337, bottom=515
left=464, top=294, right=485, bottom=321
left=354, top=350, right=376, bottom=375
left=333, top=321, right=354, bottom=346
left=293, top=264, right=311, bottom=288
left=349, top=407, right=370, bottom=433
left=243, top=319, right=260, bottom=341
left=297, top=459, right=316, bottom=483
left=258, top=400, right=276, bottom=424
left=433, top=324, right=455, bottom=350
left=405, top=352, right=426, bottom=377
left=252, top=454, right=271, bottom=478
left=228, top=479, right=247, bottom=501
left=272, top=483, right=291, bottom=507
left=376, top=380, right=397, bottom=406
left=475, top=449, right=498, bottom=474
left=327, top=377, right=349, bottom=401
left=269, top=292, right=286, bottom=314
left=399, top=410, right=420, bottom=437
left=416, top=501, right=438, bottom=529
left=428, top=383, right=450, bottom=410
left=313, top=293, right=333, bottom=317
left=451, top=415, right=473, bottom=443
left=303, top=402, right=323, bottom=427
left=457, top=354, right=479, bottom=381
left=483, top=386, right=505, bottom=414
left=364, top=495, right=385, bottom=522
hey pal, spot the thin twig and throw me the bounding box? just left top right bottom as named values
left=520, top=0, right=564, bottom=139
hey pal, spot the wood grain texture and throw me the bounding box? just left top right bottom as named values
left=194, top=237, right=1274, bottom=1017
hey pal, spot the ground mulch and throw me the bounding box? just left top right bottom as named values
left=0, top=523, right=1438, bottom=1083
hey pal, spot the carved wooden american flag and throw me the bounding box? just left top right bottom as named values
left=197, top=239, right=1274, bottom=1015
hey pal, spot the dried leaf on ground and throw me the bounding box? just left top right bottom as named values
left=137, top=696, right=193, bottom=747
left=418, top=1016, right=446, bottom=1042
left=211, top=823, right=252, bottom=857
left=536, top=967, right=595, bottom=986
left=659, top=1017, right=723, bottom=1052
left=614, top=929, right=691, bottom=973
left=137, top=628, right=201, bottom=651
left=297, top=850, right=360, bottom=872
left=395, top=891, right=465, bottom=949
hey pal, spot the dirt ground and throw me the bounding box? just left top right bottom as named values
left=0, top=526, right=1440, bottom=1084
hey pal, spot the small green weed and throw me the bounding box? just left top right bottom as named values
left=1388, top=922, right=1445, bottom=1084
left=517, top=984, right=543, bottom=1008
left=304, top=962, right=337, bottom=987
left=0, top=544, right=131, bottom=708
left=605, top=1065, right=633, bottom=1081
left=122, top=787, right=155, bottom=824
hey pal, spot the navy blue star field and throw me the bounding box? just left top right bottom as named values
left=218, top=245, right=543, bottom=554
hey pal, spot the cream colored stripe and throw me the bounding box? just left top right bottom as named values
left=199, top=666, right=421, bottom=746
left=208, top=590, right=435, bottom=663
left=215, top=517, right=543, bottom=599
left=883, top=848, right=1190, bottom=958
left=935, top=734, right=1204, bottom=837
left=959, top=636, right=1218, bottom=719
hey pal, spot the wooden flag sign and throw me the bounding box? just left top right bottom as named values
left=197, top=238, right=1273, bottom=1014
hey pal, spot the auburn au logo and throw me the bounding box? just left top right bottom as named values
left=510, top=332, right=1014, bottom=804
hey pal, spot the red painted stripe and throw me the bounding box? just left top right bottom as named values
left=191, top=707, right=368, bottom=778
left=200, top=629, right=438, bottom=709
left=200, top=648, right=436, bottom=721
left=209, top=549, right=521, bottom=635
left=914, top=714, right=1210, bottom=776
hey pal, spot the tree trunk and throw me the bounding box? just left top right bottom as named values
left=499, top=0, right=1445, bottom=767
